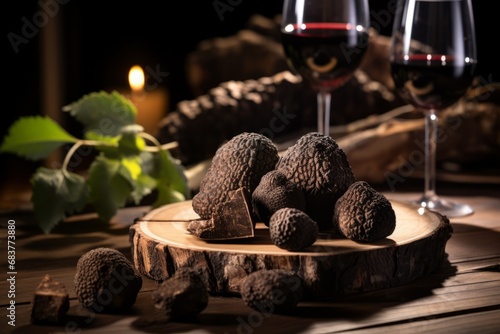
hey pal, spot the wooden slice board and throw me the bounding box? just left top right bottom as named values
left=129, top=199, right=452, bottom=299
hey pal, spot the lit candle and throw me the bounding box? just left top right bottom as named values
left=126, top=65, right=168, bottom=136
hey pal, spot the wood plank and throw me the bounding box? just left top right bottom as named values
left=446, top=229, right=500, bottom=262
left=334, top=309, right=500, bottom=334
left=382, top=194, right=500, bottom=230
left=2, top=194, right=499, bottom=333
left=5, top=258, right=499, bottom=332
left=8, top=281, right=499, bottom=333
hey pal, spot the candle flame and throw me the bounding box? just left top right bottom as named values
left=128, top=65, right=145, bottom=92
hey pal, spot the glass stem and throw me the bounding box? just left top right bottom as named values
left=317, top=90, right=331, bottom=136
left=424, top=110, right=438, bottom=200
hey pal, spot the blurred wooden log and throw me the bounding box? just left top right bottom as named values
left=158, top=70, right=403, bottom=165
left=183, top=85, right=500, bottom=191
left=186, top=14, right=396, bottom=96
left=346, top=83, right=500, bottom=184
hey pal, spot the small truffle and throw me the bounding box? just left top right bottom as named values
left=334, top=181, right=396, bottom=242
left=151, top=267, right=208, bottom=320
left=74, top=247, right=142, bottom=313
left=192, top=132, right=279, bottom=220
left=240, top=269, right=303, bottom=314
left=276, top=132, right=355, bottom=231
left=269, top=208, right=318, bottom=251
left=30, top=274, right=69, bottom=325
left=252, top=170, right=306, bottom=226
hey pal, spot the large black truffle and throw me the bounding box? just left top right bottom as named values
left=192, top=132, right=279, bottom=220
left=74, top=248, right=142, bottom=313
left=334, top=181, right=396, bottom=242
left=276, top=132, right=355, bottom=231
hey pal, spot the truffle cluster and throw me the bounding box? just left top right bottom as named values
left=190, top=131, right=396, bottom=251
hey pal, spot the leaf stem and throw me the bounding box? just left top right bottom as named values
left=139, top=132, right=178, bottom=152
left=61, top=139, right=111, bottom=178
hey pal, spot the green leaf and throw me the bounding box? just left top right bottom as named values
left=87, top=154, right=134, bottom=222
left=152, top=185, right=185, bottom=208
left=31, top=168, right=88, bottom=234
left=84, top=130, right=120, bottom=158
left=151, top=150, right=190, bottom=206
left=139, top=151, right=155, bottom=175
left=85, top=130, right=120, bottom=146
left=131, top=173, right=157, bottom=204
left=0, top=116, right=78, bottom=160
left=63, top=90, right=137, bottom=137
left=118, top=132, right=146, bottom=157
left=121, top=156, right=142, bottom=181
left=121, top=156, right=156, bottom=205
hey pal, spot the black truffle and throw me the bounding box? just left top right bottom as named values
left=192, top=132, right=279, bottom=220
left=240, top=269, right=303, bottom=314
left=252, top=170, right=306, bottom=226
left=269, top=208, right=318, bottom=251
left=151, top=267, right=208, bottom=320
left=276, top=132, right=355, bottom=231
left=334, top=181, right=396, bottom=242
left=74, top=247, right=142, bottom=313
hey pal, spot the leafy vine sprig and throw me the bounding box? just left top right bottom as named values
left=0, top=90, right=189, bottom=233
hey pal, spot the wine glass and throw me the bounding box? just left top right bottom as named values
left=390, top=0, right=477, bottom=217
left=280, top=0, right=370, bottom=135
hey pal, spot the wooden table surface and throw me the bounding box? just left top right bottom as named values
left=1, top=182, right=499, bottom=334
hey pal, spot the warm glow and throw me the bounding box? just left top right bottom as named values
left=128, top=65, right=145, bottom=92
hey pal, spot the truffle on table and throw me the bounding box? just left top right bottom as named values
left=240, top=269, right=303, bottom=314
left=30, top=274, right=70, bottom=325
left=151, top=267, right=209, bottom=320
left=334, top=181, right=396, bottom=242
left=74, top=247, right=142, bottom=313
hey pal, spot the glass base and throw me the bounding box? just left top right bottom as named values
left=412, top=195, right=474, bottom=218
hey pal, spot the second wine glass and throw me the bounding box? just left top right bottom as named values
left=390, top=0, right=478, bottom=217
left=280, top=0, right=370, bottom=136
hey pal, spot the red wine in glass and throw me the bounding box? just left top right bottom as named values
left=391, top=54, right=476, bottom=111
left=390, top=0, right=478, bottom=218
left=281, top=23, right=369, bottom=92
left=280, top=0, right=370, bottom=136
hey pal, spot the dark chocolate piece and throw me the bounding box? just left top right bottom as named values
left=188, top=187, right=254, bottom=240
left=30, top=274, right=70, bottom=325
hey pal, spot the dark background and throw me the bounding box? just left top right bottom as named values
left=2, top=0, right=498, bottom=179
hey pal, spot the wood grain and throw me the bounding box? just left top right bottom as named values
left=130, top=199, right=453, bottom=299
